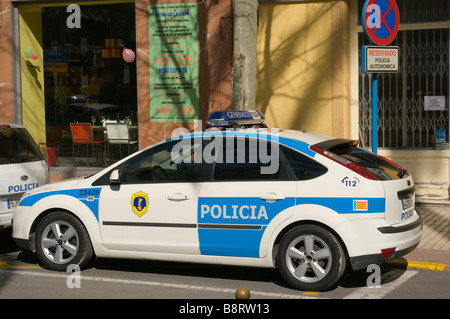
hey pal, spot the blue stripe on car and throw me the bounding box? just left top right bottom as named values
left=197, top=196, right=385, bottom=257
left=18, top=188, right=102, bottom=221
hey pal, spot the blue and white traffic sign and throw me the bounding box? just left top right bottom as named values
left=362, top=0, right=399, bottom=46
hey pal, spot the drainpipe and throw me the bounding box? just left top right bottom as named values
left=232, top=0, right=258, bottom=110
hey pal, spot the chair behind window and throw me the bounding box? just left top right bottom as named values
left=106, top=123, right=137, bottom=164
left=70, top=123, right=100, bottom=166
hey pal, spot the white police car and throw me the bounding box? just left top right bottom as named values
left=12, top=111, right=422, bottom=291
left=0, top=123, right=49, bottom=229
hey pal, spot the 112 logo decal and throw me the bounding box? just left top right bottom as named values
left=342, top=176, right=360, bottom=187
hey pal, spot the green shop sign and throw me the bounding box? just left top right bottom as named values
left=149, top=3, right=199, bottom=123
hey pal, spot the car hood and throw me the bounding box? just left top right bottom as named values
left=22, top=176, right=85, bottom=197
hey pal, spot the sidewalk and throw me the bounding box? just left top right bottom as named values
left=397, top=202, right=450, bottom=269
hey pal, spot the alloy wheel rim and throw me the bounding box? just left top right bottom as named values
left=40, top=220, right=79, bottom=265
left=285, top=234, right=332, bottom=283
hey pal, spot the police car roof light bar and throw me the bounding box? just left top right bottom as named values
left=206, top=110, right=266, bottom=129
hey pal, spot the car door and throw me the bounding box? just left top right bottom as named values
left=98, top=138, right=209, bottom=254
left=198, top=136, right=298, bottom=258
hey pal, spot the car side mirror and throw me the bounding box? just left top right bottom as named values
left=109, top=169, right=120, bottom=184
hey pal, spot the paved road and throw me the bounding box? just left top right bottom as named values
left=1, top=252, right=449, bottom=299
left=1, top=237, right=449, bottom=303
left=1, top=203, right=449, bottom=306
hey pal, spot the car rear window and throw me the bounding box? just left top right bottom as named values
left=314, top=139, right=408, bottom=180
left=0, top=126, right=43, bottom=164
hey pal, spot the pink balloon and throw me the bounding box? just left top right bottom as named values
left=31, top=53, right=38, bottom=60
left=122, top=48, right=135, bottom=63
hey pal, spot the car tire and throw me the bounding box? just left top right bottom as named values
left=277, top=224, right=346, bottom=292
left=35, top=212, right=93, bottom=271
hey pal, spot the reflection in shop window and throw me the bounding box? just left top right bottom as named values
left=42, top=3, right=137, bottom=167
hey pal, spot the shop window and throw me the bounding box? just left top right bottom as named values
left=358, top=0, right=450, bottom=149
left=42, top=3, right=137, bottom=167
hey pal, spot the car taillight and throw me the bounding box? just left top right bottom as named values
left=310, top=145, right=379, bottom=180
left=381, top=247, right=396, bottom=259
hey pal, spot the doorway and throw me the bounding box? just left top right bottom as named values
left=19, top=1, right=137, bottom=167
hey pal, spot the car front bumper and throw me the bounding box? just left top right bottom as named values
left=0, top=211, right=13, bottom=228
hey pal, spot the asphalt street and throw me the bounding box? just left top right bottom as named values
left=0, top=202, right=448, bottom=302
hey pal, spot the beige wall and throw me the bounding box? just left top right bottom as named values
left=256, top=1, right=350, bottom=138
left=380, top=149, right=450, bottom=200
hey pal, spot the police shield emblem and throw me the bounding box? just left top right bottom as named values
left=131, top=191, right=149, bottom=217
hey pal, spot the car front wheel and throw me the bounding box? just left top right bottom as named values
left=35, top=212, right=93, bottom=271
left=277, top=224, right=346, bottom=292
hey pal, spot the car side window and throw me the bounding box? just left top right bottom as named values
left=120, top=139, right=207, bottom=184
left=213, top=137, right=281, bottom=181
left=281, top=145, right=328, bottom=180
left=0, top=127, right=43, bottom=164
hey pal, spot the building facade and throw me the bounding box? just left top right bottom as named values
left=257, top=0, right=450, bottom=199
left=0, top=0, right=233, bottom=181
left=1, top=0, right=449, bottom=199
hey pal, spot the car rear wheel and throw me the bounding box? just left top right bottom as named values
left=277, top=224, right=346, bottom=291
left=35, top=212, right=93, bottom=271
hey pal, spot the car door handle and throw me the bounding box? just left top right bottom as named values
left=260, top=193, right=285, bottom=202
left=168, top=193, right=190, bottom=202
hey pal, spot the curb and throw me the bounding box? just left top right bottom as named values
left=386, top=259, right=447, bottom=271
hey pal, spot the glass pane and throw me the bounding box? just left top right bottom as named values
left=281, top=146, right=327, bottom=180
left=121, top=139, right=206, bottom=184
left=213, top=138, right=280, bottom=180
left=0, top=127, right=43, bottom=164
left=42, top=3, right=137, bottom=167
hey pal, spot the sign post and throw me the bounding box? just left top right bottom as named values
left=362, top=0, right=400, bottom=153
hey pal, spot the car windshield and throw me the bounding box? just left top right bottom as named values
left=315, top=139, right=408, bottom=180
left=0, top=126, right=43, bottom=164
